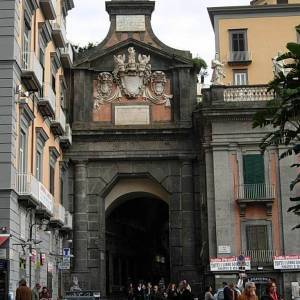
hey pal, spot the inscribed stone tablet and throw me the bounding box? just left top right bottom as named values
left=115, top=105, right=150, bottom=125
left=116, top=15, right=146, bottom=32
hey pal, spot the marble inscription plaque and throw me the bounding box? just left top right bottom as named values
left=115, top=105, right=150, bottom=125
left=116, top=15, right=146, bottom=32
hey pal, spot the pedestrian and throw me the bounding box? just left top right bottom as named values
left=136, top=282, right=145, bottom=300
left=166, top=283, right=177, bottom=300
left=177, top=281, right=193, bottom=300
left=204, top=286, right=214, bottom=300
left=238, top=282, right=258, bottom=300
left=152, top=285, right=163, bottom=300
left=223, top=282, right=234, bottom=300
left=261, top=281, right=282, bottom=300
left=31, top=283, right=41, bottom=300
left=39, top=287, right=50, bottom=300
left=144, top=282, right=152, bottom=300
left=128, top=283, right=135, bottom=300
left=16, top=279, right=32, bottom=300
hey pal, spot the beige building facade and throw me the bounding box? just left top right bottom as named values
left=0, top=0, right=73, bottom=298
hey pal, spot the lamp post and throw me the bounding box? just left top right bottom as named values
left=28, top=220, right=49, bottom=287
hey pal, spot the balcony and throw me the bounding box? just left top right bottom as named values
left=40, top=0, right=56, bottom=20
left=21, top=52, right=43, bottom=91
left=50, top=16, right=67, bottom=47
left=37, top=83, right=56, bottom=118
left=16, top=173, right=39, bottom=206
left=50, top=203, right=66, bottom=226
left=50, top=107, right=66, bottom=136
left=61, top=211, right=73, bottom=231
left=228, top=51, right=252, bottom=65
left=60, top=43, right=73, bottom=68
left=241, top=249, right=279, bottom=266
left=224, top=85, right=275, bottom=102
left=36, top=182, right=54, bottom=217
left=60, top=123, right=72, bottom=148
left=236, top=183, right=276, bottom=216
left=15, top=173, right=53, bottom=216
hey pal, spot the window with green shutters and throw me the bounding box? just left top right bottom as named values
left=246, top=225, right=269, bottom=250
left=243, top=154, right=265, bottom=198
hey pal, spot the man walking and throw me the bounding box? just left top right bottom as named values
left=16, top=279, right=32, bottom=300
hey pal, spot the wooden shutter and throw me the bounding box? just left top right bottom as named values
left=246, top=225, right=268, bottom=250
left=243, top=154, right=265, bottom=184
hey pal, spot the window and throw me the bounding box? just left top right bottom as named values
left=51, top=64, right=56, bottom=94
left=246, top=225, right=269, bottom=250
left=234, top=70, right=248, bottom=85
left=49, top=164, right=55, bottom=195
left=243, top=154, right=265, bottom=198
left=19, top=129, right=27, bottom=173
left=49, top=148, right=59, bottom=196
left=36, top=127, right=48, bottom=181
left=277, top=0, right=288, bottom=3
left=60, top=84, right=66, bottom=109
left=230, top=30, right=247, bottom=52
left=36, top=150, right=42, bottom=181
left=22, top=22, right=31, bottom=69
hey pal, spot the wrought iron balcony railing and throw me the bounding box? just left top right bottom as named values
left=241, top=249, right=279, bottom=265
left=236, top=183, right=275, bottom=200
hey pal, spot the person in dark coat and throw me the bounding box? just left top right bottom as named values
left=39, top=287, right=51, bottom=300
left=128, top=283, right=135, bottom=300
left=167, top=283, right=178, bottom=300
left=177, top=281, right=193, bottom=300
left=261, top=281, right=282, bottom=300
left=16, top=279, right=32, bottom=300
left=136, top=282, right=145, bottom=300
left=223, top=282, right=234, bottom=300
left=152, top=285, right=163, bottom=300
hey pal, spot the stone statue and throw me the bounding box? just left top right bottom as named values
left=272, top=52, right=285, bottom=77
left=113, top=54, right=126, bottom=72
left=127, top=47, right=136, bottom=70
left=138, top=54, right=151, bottom=72
left=211, top=53, right=225, bottom=85
left=70, top=276, right=81, bottom=292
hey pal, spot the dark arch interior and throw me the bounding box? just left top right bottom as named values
left=106, top=196, right=169, bottom=295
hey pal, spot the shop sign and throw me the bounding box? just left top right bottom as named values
left=58, top=260, right=70, bottom=270
left=249, top=277, right=270, bottom=284
left=273, top=255, right=300, bottom=270
left=210, top=256, right=251, bottom=272
left=31, top=249, right=37, bottom=263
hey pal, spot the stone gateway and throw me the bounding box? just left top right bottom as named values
left=66, top=0, right=205, bottom=296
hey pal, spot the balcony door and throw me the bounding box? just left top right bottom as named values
left=19, top=129, right=27, bottom=174
left=243, top=154, right=265, bottom=199
left=246, top=225, right=268, bottom=251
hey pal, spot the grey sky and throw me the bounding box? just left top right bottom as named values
left=67, top=0, right=250, bottom=71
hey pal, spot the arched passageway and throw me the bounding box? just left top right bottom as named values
left=105, top=194, right=169, bottom=295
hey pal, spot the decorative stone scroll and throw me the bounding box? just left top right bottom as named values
left=93, top=47, right=173, bottom=110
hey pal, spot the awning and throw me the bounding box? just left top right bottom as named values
left=0, top=234, right=10, bottom=247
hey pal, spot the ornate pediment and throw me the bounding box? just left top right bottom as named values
left=94, top=47, right=172, bottom=110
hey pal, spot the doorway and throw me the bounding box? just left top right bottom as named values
left=105, top=196, right=169, bottom=296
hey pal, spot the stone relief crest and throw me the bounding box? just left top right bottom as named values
left=94, top=47, right=173, bottom=109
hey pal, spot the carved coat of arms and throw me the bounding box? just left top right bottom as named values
left=94, top=47, right=173, bottom=109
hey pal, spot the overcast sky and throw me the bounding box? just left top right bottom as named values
left=67, top=0, right=250, bottom=73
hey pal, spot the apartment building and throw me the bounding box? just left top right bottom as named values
left=201, top=0, right=300, bottom=298
left=0, top=0, right=74, bottom=298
